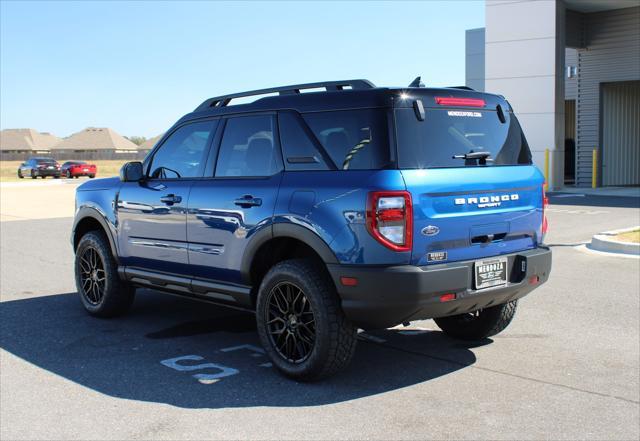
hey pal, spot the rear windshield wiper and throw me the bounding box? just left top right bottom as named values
left=452, top=151, right=493, bottom=165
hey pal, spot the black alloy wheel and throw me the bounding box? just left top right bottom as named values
left=256, top=259, right=357, bottom=381
left=75, top=231, right=135, bottom=317
left=78, top=246, right=106, bottom=306
left=264, top=281, right=316, bottom=363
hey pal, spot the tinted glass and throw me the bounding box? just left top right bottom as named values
left=395, top=108, right=532, bottom=169
left=278, top=112, right=330, bottom=171
left=302, top=109, right=391, bottom=170
left=149, top=120, right=216, bottom=179
left=215, top=115, right=282, bottom=177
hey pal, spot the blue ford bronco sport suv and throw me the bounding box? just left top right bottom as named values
left=72, top=78, right=552, bottom=380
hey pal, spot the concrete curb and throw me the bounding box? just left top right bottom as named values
left=589, top=226, right=640, bottom=256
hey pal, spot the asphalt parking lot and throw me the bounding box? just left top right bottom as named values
left=1, top=185, right=639, bottom=440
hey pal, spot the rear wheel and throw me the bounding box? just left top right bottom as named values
left=434, top=300, right=518, bottom=340
left=89, top=174, right=95, bottom=178
left=256, top=259, right=357, bottom=381
left=75, top=231, right=135, bottom=317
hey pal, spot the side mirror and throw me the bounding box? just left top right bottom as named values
left=120, top=161, right=144, bottom=182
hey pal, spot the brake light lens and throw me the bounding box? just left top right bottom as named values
left=435, top=96, right=486, bottom=107
left=366, top=191, right=413, bottom=252
left=542, top=184, right=549, bottom=235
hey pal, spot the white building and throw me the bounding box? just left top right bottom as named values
left=466, top=0, right=639, bottom=189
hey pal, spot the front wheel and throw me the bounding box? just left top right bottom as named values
left=434, top=300, right=518, bottom=340
left=18, top=170, right=23, bottom=179
left=75, top=231, right=135, bottom=317
left=31, top=170, right=36, bottom=179
left=256, top=259, right=357, bottom=381
left=66, top=170, right=72, bottom=179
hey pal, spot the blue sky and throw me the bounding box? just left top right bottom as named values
left=0, top=1, right=484, bottom=138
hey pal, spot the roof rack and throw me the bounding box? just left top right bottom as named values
left=195, top=79, right=376, bottom=111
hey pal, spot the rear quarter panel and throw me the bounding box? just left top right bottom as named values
left=275, top=170, right=411, bottom=265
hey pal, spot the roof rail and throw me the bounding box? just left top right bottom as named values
left=195, top=79, right=376, bottom=111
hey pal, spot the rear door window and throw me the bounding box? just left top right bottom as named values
left=302, top=109, right=391, bottom=170
left=215, top=115, right=283, bottom=177
left=395, top=108, right=532, bottom=169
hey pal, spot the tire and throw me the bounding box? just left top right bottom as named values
left=256, top=259, right=357, bottom=381
left=74, top=231, right=135, bottom=317
left=434, top=300, right=518, bottom=340
left=31, top=171, right=36, bottom=179
left=66, top=171, right=71, bottom=179
left=18, top=170, right=23, bottom=179
left=40, top=175, right=46, bottom=179
left=89, top=174, right=95, bottom=179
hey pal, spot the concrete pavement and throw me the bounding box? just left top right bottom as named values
left=0, top=194, right=638, bottom=440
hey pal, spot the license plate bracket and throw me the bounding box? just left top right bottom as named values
left=474, top=257, right=508, bottom=290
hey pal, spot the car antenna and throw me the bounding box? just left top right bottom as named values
left=408, top=76, right=425, bottom=88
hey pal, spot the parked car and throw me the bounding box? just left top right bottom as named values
left=71, top=78, right=552, bottom=381
left=61, top=161, right=97, bottom=179
left=18, top=157, right=61, bottom=179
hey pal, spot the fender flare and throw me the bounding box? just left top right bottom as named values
left=72, top=206, right=119, bottom=263
left=239, top=222, right=338, bottom=283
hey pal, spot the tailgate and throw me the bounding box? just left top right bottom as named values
left=402, top=166, right=544, bottom=266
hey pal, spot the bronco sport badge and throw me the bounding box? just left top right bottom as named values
left=455, top=194, right=520, bottom=209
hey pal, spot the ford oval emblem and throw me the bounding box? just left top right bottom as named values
left=422, top=225, right=440, bottom=236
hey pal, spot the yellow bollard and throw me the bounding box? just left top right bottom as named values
left=544, top=149, right=549, bottom=190
left=592, top=148, right=598, bottom=189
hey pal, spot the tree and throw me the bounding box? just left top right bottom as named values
left=126, top=136, right=147, bottom=146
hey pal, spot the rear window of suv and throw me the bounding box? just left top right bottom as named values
left=394, top=107, right=532, bottom=169
left=303, top=109, right=391, bottom=170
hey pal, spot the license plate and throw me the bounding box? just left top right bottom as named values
left=83, top=168, right=89, bottom=172
left=474, top=257, right=508, bottom=290
left=48, top=166, right=54, bottom=169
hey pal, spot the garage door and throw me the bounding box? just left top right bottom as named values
left=602, top=81, right=640, bottom=186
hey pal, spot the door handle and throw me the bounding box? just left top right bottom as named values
left=160, top=194, right=182, bottom=205
left=234, top=195, right=262, bottom=208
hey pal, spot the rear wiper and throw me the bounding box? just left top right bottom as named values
left=452, top=151, right=493, bottom=165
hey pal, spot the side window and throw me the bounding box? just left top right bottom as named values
left=215, top=115, right=282, bottom=177
left=278, top=112, right=330, bottom=171
left=302, top=109, right=391, bottom=170
left=148, top=120, right=216, bottom=179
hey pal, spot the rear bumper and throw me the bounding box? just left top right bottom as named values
left=35, top=169, right=60, bottom=176
left=327, top=246, right=552, bottom=330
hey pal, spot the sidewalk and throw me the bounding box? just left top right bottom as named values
left=551, top=186, right=640, bottom=198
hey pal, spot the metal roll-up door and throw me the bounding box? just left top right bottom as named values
left=601, top=81, right=640, bottom=186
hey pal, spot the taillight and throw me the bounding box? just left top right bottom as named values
left=366, top=191, right=413, bottom=252
left=542, top=184, right=549, bottom=235
left=435, top=96, right=486, bottom=107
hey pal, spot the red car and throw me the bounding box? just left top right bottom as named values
left=60, top=161, right=97, bottom=179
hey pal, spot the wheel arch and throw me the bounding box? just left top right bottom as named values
left=241, top=223, right=339, bottom=298
left=73, top=207, right=119, bottom=264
